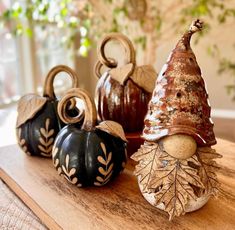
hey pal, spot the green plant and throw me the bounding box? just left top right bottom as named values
left=1, top=0, right=235, bottom=99
left=0, top=0, right=92, bottom=55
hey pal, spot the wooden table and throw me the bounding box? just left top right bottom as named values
left=0, top=138, right=235, bottom=230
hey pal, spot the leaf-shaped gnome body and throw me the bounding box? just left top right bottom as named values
left=131, top=20, right=222, bottom=220
left=52, top=88, right=127, bottom=187
left=16, top=65, right=81, bottom=157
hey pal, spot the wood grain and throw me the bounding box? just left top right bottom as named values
left=0, top=138, right=235, bottom=230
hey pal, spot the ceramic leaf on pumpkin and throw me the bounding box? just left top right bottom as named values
left=94, top=32, right=157, bottom=133
left=16, top=65, right=81, bottom=157
left=52, top=88, right=127, bottom=187
left=131, top=19, right=222, bottom=220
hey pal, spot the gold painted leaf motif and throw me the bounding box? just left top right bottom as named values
left=59, top=154, right=82, bottom=187
left=38, top=118, right=54, bottom=157
left=94, top=142, right=114, bottom=186
left=96, top=120, right=127, bottom=142
left=16, top=94, right=47, bottom=128
left=130, top=65, right=157, bottom=93
left=16, top=128, right=31, bottom=155
left=52, top=147, right=62, bottom=174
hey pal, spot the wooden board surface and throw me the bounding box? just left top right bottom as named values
left=0, top=139, right=235, bottom=230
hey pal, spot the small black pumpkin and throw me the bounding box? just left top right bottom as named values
left=52, top=88, right=127, bottom=187
left=16, top=65, right=81, bottom=157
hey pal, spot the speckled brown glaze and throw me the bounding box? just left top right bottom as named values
left=143, top=20, right=216, bottom=146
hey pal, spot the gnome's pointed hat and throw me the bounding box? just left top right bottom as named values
left=143, top=19, right=216, bottom=146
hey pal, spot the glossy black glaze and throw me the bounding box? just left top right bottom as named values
left=17, top=99, right=81, bottom=157
left=52, top=124, right=127, bottom=187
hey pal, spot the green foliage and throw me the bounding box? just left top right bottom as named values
left=206, top=43, right=235, bottom=100
left=0, top=0, right=91, bottom=56
left=218, top=58, right=235, bottom=100
left=0, top=0, right=235, bottom=99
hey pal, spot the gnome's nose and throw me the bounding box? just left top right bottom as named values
left=161, top=134, right=197, bottom=159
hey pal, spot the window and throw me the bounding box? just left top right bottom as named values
left=0, top=0, right=75, bottom=108
left=0, top=27, right=22, bottom=106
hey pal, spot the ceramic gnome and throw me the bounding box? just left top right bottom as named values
left=16, top=65, right=80, bottom=157
left=131, top=19, right=222, bottom=220
left=95, top=33, right=156, bottom=133
left=52, top=88, right=127, bottom=187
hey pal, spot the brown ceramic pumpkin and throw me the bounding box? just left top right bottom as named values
left=95, top=33, right=156, bottom=133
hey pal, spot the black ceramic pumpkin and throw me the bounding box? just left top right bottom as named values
left=52, top=88, right=127, bottom=187
left=16, top=65, right=81, bottom=157
left=95, top=33, right=156, bottom=133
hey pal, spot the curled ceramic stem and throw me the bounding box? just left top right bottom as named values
left=97, top=33, right=136, bottom=74
left=43, top=65, right=79, bottom=99
left=94, top=58, right=117, bottom=79
left=94, top=61, right=103, bottom=79
left=57, top=88, right=97, bottom=131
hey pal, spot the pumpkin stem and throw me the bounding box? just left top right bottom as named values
left=43, top=65, right=79, bottom=99
left=94, top=59, right=116, bottom=79
left=94, top=61, right=104, bottom=79
left=57, top=88, right=97, bottom=130
left=97, top=33, right=136, bottom=76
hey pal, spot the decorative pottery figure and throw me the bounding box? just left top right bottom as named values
left=131, top=20, right=222, bottom=220
left=16, top=65, right=80, bottom=157
left=52, top=88, right=127, bottom=187
left=95, top=33, right=156, bottom=133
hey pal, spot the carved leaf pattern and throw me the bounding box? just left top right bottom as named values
left=60, top=154, right=82, bottom=187
left=152, top=151, right=204, bottom=220
left=155, top=178, right=196, bottom=220
left=131, top=141, right=213, bottom=220
left=197, top=147, right=222, bottom=196
left=52, top=146, right=62, bottom=174
left=38, top=118, right=54, bottom=157
left=131, top=143, right=160, bottom=192
left=17, top=128, right=31, bottom=155
left=94, top=142, right=113, bottom=186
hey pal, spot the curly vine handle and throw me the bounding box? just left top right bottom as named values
left=94, top=58, right=117, bottom=79
left=97, top=33, right=136, bottom=71
left=94, top=61, right=103, bottom=79
left=57, top=88, right=97, bottom=131
left=43, top=65, right=79, bottom=99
